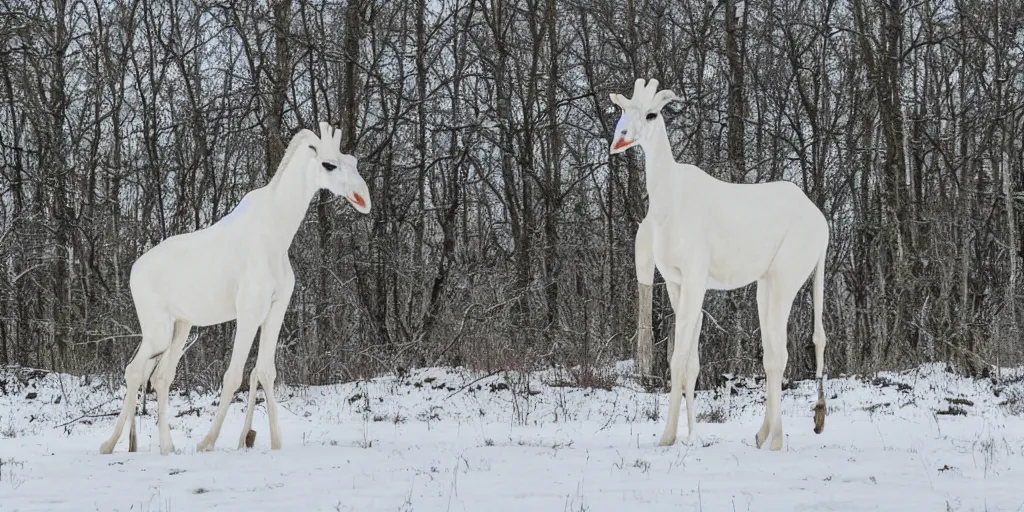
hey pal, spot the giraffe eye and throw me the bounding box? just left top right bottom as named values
left=646, top=113, right=657, bottom=120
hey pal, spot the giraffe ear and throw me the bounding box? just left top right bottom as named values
left=609, top=93, right=629, bottom=109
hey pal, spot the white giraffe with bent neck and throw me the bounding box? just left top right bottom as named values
left=100, top=122, right=371, bottom=455
left=611, top=79, right=828, bottom=451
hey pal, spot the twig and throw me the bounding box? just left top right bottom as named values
left=56, top=372, right=71, bottom=408
left=1, top=364, right=52, bottom=375
left=595, top=389, right=621, bottom=433
left=700, top=308, right=727, bottom=334
left=431, top=303, right=484, bottom=367
left=936, top=337, right=994, bottom=368
left=175, top=406, right=202, bottom=418
left=182, top=331, right=202, bottom=355
left=53, top=411, right=119, bottom=429
left=72, top=334, right=142, bottom=347
left=50, top=397, right=115, bottom=429
left=592, top=333, right=620, bottom=367
left=444, top=369, right=506, bottom=400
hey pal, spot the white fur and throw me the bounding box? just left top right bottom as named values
left=99, top=122, right=371, bottom=455
left=635, top=216, right=655, bottom=290
left=633, top=216, right=661, bottom=371
left=612, top=79, right=828, bottom=451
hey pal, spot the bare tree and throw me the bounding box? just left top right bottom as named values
left=0, top=0, right=1020, bottom=388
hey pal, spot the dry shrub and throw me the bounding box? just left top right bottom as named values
left=567, top=366, right=616, bottom=391
left=697, top=403, right=729, bottom=424
left=1001, top=387, right=1024, bottom=416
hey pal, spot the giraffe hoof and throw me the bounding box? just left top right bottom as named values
left=99, top=441, right=115, bottom=455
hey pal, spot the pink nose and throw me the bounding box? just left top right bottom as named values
left=350, top=193, right=366, bottom=209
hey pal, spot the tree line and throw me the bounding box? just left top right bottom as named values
left=0, top=0, right=1020, bottom=390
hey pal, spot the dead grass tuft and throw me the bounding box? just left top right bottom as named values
left=999, top=387, right=1024, bottom=415
left=697, top=404, right=728, bottom=424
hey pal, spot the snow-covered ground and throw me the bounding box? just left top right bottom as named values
left=2, top=361, right=1023, bottom=512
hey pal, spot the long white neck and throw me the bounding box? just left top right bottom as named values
left=264, top=138, right=321, bottom=249
left=640, top=120, right=679, bottom=219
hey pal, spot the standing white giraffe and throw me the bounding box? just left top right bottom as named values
left=99, top=122, right=371, bottom=455
left=610, top=78, right=829, bottom=451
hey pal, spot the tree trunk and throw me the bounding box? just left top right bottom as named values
left=267, top=0, right=293, bottom=177
left=543, top=0, right=561, bottom=347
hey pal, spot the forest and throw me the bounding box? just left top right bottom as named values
left=0, top=0, right=1021, bottom=391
